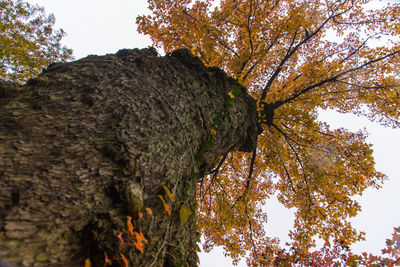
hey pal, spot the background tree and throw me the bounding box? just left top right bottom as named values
left=0, top=0, right=73, bottom=83
left=137, top=0, right=400, bottom=264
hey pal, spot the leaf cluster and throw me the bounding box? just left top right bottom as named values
left=0, top=0, right=73, bottom=83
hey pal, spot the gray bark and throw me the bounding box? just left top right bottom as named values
left=0, top=48, right=259, bottom=266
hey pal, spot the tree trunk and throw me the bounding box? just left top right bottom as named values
left=0, top=48, right=259, bottom=266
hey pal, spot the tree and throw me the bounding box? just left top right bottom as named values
left=0, top=47, right=260, bottom=266
left=0, top=0, right=73, bottom=83
left=136, top=0, right=400, bottom=264
left=271, top=226, right=400, bottom=266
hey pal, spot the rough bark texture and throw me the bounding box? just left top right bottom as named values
left=0, top=48, right=259, bottom=266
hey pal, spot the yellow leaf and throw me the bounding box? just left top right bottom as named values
left=195, top=244, right=202, bottom=252
left=161, top=185, right=175, bottom=201
left=179, top=205, right=191, bottom=223
left=228, top=91, right=235, bottom=99
left=210, top=128, right=216, bottom=135
left=84, top=258, right=91, bottom=267
left=158, top=195, right=166, bottom=205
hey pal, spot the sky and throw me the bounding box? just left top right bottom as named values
left=24, top=0, right=400, bottom=266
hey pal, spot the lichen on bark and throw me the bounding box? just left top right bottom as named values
left=0, top=47, right=258, bottom=266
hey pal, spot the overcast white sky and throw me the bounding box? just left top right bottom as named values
left=24, top=1, right=400, bottom=266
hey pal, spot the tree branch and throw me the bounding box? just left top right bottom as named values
left=276, top=49, right=400, bottom=107
left=232, top=142, right=258, bottom=208
left=259, top=13, right=335, bottom=104
left=338, top=35, right=375, bottom=65
left=245, top=207, right=260, bottom=263
left=246, top=0, right=255, bottom=55
left=282, top=162, right=297, bottom=193
left=271, top=123, right=326, bottom=218
left=201, top=154, right=228, bottom=201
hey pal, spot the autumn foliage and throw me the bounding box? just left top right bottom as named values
left=137, top=0, right=400, bottom=265
left=0, top=0, right=73, bottom=83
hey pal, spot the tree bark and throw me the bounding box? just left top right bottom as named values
left=0, top=48, right=259, bottom=266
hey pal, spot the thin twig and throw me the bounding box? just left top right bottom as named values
left=149, top=221, right=171, bottom=267
left=201, top=154, right=228, bottom=201
left=282, top=162, right=297, bottom=193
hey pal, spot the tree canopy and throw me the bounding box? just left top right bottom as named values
left=137, top=0, right=400, bottom=265
left=0, top=0, right=73, bottom=83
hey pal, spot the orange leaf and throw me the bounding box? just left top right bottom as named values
left=164, top=203, right=171, bottom=216
left=104, top=252, right=112, bottom=265
left=140, top=231, right=148, bottom=244
left=84, top=258, right=91, bottom=267
left=134, top=231, right=148, bottom=244
left=117, top=232, right=124, bottom=245
left=145, top=207, right=153, bottom=216
left=127, top=216, right=134, bottom=236
left=134, top=232, right=142, bottom=242
left=134, top=241, right=144, bottom=253
left=138, top=211, right=143, bottom=219
left=158, top=195, right=171, bottom=216
left=120, top=253, right=129, bottom=267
